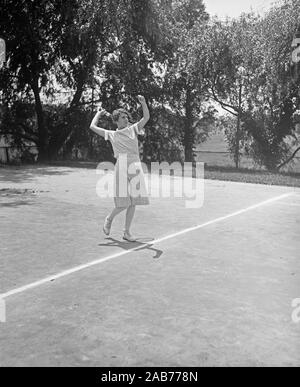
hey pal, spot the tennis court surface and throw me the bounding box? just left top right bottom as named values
left=0, top=165, right=299, bottom=366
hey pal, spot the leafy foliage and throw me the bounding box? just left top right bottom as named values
left=1, top=0, right=299, bottom=169
left=191, top=1, right=300, bottom=170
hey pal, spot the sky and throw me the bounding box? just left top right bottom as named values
left=203, top=0, right=281, bottom=19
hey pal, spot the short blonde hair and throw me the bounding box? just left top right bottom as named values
left=112, top=108, right=130, bottom=123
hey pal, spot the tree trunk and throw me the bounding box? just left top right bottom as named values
left=234, top=83, right=243, bottom=169
left=48, top=77, right=86, bottom=160
left=31, top=77, right=48, bottom=162
left=184, top=87, right=195, bottom=163
left=49, top=80, right=84, bottom=159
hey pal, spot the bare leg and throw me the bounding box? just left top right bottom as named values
left=103, top=207, right=127, bottom=236
left=108, top=207, right=127, bottom=221
left=125, top=205, right=136, bottom=233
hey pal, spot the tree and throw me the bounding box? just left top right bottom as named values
left=0, top=0, right=77, bottom=160
left=0, top=0, right=171, bottom=161
left=191, top=2, right=300, bottom=171
left=160, top=0, right=210, bottom=162
left=191, top=14, right=263, bottom=167
left=237, top=1, right=300, bottom=170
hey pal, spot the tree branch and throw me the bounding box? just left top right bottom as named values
left=277, top=146, right=300, bottom=170
left=212, top=91, right=238, bottom=117
left=209, top=86, right=238, bottom=116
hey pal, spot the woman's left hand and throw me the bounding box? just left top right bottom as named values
left=137, top=95, right=146, bottom=104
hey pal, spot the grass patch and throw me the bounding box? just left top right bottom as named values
left=205, top=165, right=300, bottom=187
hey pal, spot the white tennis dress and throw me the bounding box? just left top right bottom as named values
left=104, top=123, right=149, bottom=208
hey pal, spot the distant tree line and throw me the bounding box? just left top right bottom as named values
left=0, top=0, right=299, bottom=170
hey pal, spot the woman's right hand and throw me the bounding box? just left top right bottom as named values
left=98, top=108, right=110, bottom=118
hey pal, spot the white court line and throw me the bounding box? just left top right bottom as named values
left=0, top=192, right=294, bottom=300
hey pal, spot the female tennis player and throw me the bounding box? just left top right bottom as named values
left=90, top=95, right=150, bottom=242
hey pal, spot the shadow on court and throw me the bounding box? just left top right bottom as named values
left=99, top=237, right=163, bottom=260
left=0, top=201, right=35, bottom=208
left=0, top=188, right=37, bottom=208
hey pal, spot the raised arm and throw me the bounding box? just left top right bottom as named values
left=137, top=95, right=150, bottom=132
left=89, top=109, right=109, bottom=138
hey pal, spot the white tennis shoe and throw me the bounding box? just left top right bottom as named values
left=123, top=231, right=137, bottom=242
